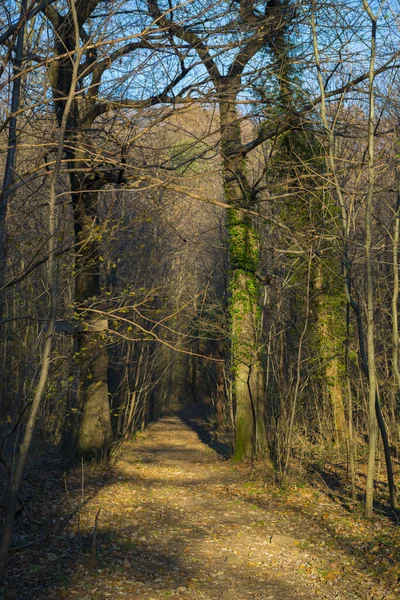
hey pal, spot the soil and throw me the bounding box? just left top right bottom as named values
left=1, top=404, right=399, bottom=599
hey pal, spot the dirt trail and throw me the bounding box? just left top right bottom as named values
left=38, top=405, right=389, bottom=600
left=6, top=405, right=396, bottom=599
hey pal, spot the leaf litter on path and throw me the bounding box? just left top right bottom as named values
left=2, top=405, right=398, bottom=600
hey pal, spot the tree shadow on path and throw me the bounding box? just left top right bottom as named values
left=176, top=402, right=232, bottom=459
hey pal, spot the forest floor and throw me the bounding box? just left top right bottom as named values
left=1, top=404, right=400, bottom=600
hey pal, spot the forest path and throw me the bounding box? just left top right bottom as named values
left=6, top=403, right=393, bottom=600
left=39, top=403, right=390, bottom=600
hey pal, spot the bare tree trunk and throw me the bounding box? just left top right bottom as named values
left=363, top=1, right=378, bottom=518
left=392, top=169, right=400, bottom=441
left=346, top=303, right=357, bottom=500
left=124, top=344, right=144, bottom=438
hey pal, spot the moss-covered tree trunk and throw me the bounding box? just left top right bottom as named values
left=314, top=263, right=346, bottom=445
left=219, top=84, right=265, bottom=461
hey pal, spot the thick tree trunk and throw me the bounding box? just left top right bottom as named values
left=213, top=340, right=226, bottom=430
left=72, top=183, right=112, bottom=459
left=315, top=263, right=346, bottom=444
left=76, top=330, right=112, bottom=458
left=45, top=1, right=113, bottom=461
left=219, top=87, right=265, bottom=461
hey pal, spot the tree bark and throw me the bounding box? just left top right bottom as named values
left=71, top=181, right=113, bottom=459
left=364, top=3, right=378, bottom=518
left=219, top=85, right=265, bottom=460
left=315, top=262, right=346, bottom=444
left=392, top=169, right=400, bottom=442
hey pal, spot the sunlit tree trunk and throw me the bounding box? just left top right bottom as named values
left=363, top=0, right=378, bottom=518
left=219, top=83, right=265, bottom=460
left=315, top=263, right=346, bottom=445
left=392, top=169, right=400, bottom=441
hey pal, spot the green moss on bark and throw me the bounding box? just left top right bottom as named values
left=233, top=413, right=254, bottom=461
